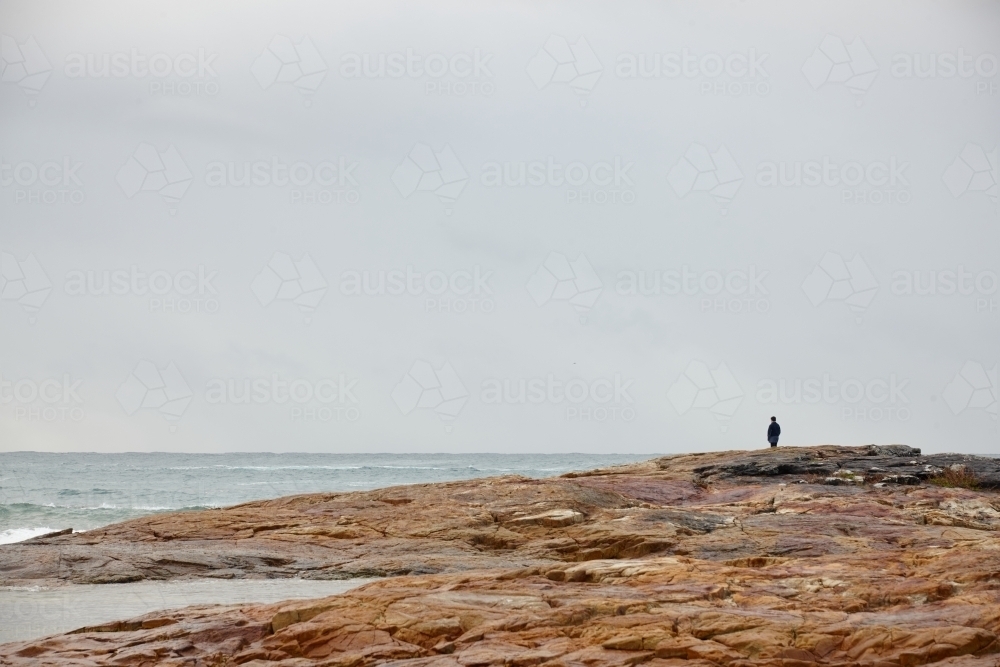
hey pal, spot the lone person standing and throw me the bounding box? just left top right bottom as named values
left=767, top=416, right=780, bottom=447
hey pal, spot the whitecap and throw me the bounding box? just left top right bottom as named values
left=0, top=527, right=59, bottom=545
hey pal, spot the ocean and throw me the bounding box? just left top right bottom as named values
left=0, top=452, right=647, bottom=644
left=0, top=452, right=650, bottom=544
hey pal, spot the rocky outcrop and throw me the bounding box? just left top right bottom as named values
left=675, top=445, right=1000, bottom=487
left=4, top=445, right=997, bottom=588
left=1, top=445, right=999, bottom=666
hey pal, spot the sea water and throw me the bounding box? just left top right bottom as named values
left=0, top=452, right=649, bottom=645
left=0, top=578, right=379, bottom=644
left=0, top=451, right=647, bottom=542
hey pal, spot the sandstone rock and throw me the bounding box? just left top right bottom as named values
left=884, top=474, right=922, bottom=485
left=507, top=508, right=586, bottom=527
left=2, top=445, right=1000, bottom=666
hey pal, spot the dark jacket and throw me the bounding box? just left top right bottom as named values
left=767, top=422, right=780, bottom=439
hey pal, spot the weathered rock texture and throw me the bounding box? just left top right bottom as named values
left=2, top=445, right=999, bottom=666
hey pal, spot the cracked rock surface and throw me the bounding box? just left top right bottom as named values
left=2, top=445, right=999, bottom=666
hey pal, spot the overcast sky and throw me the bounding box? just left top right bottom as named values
left=1, top=0, right=998, bottom=454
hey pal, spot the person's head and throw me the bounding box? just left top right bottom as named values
left=770, top=416, right=776, bottom=422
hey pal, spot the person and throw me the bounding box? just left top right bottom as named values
left=767, top=416, right=780, bottom=447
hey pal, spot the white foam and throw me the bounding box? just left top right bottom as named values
left=0, top=526, right=58, bottom=545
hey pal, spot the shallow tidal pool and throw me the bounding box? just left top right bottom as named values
left=0, top=577, right=376, bottom=645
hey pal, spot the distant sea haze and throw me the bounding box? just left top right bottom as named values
left=0, top=452, right=647, bottom=544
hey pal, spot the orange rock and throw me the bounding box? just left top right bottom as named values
left=2, top=445, right=1000, bottom=666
